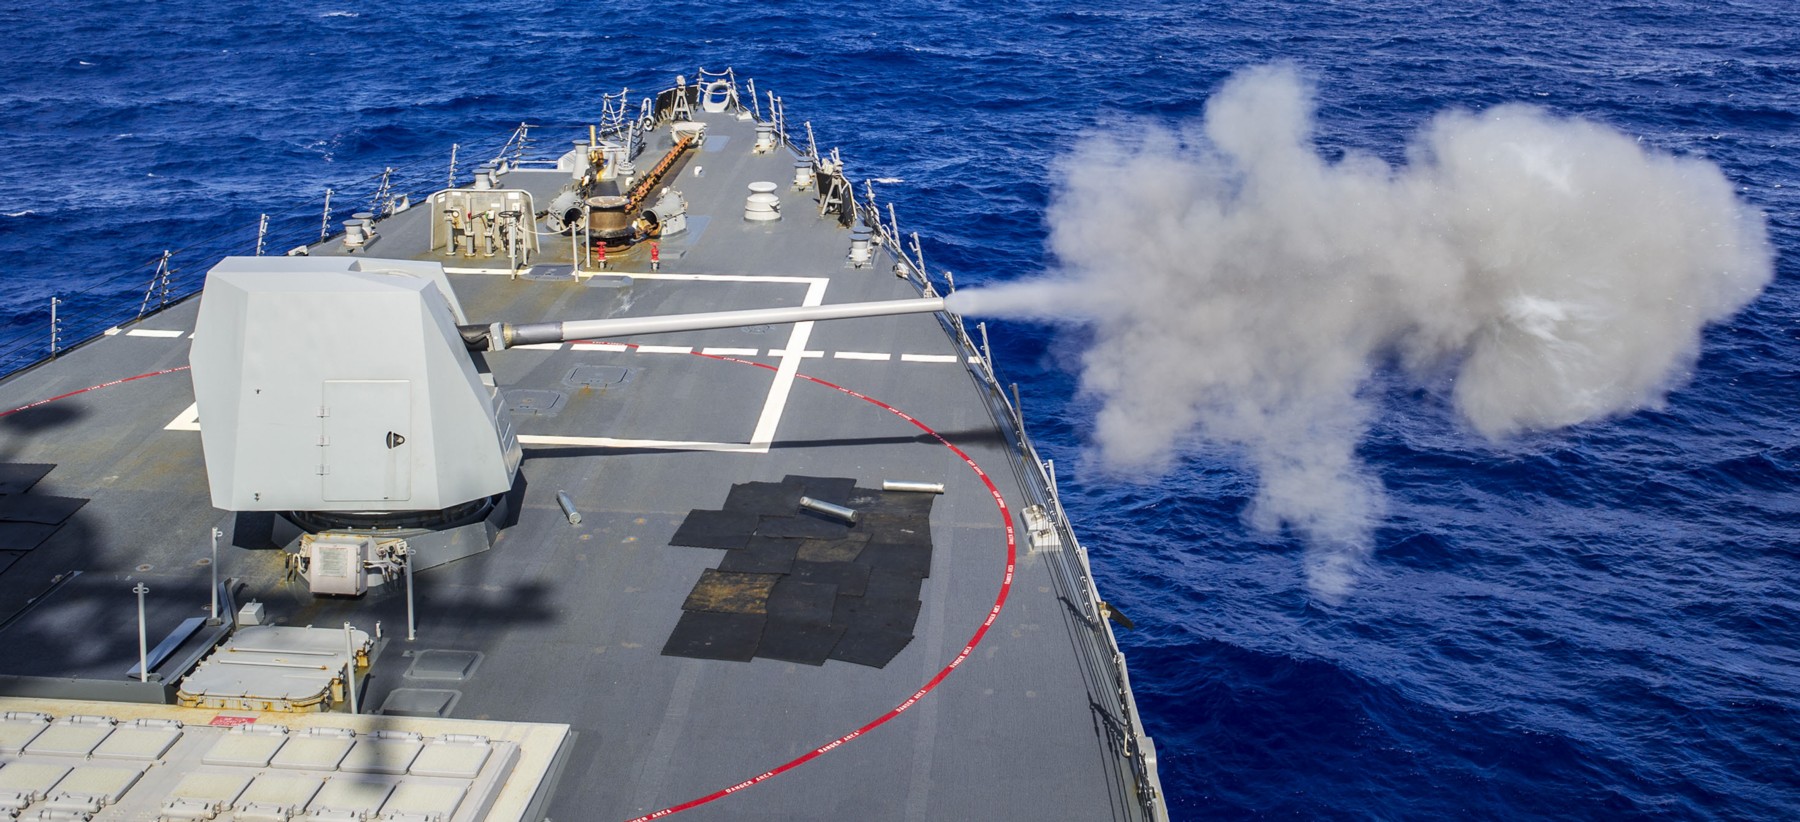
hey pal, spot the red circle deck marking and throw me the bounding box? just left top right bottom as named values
left=0, top=355, right=1015, bottom=820
left=628, top=353, right=1017, bottom=821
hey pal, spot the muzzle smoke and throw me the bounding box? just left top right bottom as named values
left=945, top=64, right=1773, bottom=599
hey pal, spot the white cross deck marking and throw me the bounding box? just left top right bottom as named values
left=160, top=270, right=967, bottom=454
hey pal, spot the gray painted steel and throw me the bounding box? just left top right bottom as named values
left=191, top=260, right=521, bottom=512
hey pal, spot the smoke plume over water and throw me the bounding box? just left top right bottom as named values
left=944, top=64, right=1773, bottom=599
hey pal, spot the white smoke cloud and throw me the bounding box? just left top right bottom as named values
left=946, top=64, right=1773, bottom=599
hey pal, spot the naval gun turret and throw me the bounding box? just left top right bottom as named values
left=188, top=256, right=945, bottom=594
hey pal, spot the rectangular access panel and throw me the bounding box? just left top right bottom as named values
left=320, top=380, right=413, bottom=502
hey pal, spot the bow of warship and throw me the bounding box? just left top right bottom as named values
left=0, top=71, right=1166, bottom=821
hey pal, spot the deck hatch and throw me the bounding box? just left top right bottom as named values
left=0, top=714, right=49, bottom=754
left=403, top=650, right=482, bottom=682
left=563, top=365, right=633, bottom=388
left=503, top=389, right=566, bottom=416
left=378, top=688, right=459, bottom=718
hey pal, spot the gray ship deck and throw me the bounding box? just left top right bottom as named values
left=0, top=96, right=1159, bottom=820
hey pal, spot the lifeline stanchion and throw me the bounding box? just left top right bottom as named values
left=403, top=540, right=416, bottom=642
left=134, top=583, right=150, bottom=683
left=343, top=623, right=359, bottom=715
left=209, top=527, right=222, bottom=624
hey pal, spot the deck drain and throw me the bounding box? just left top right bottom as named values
left=564, top=365, right=633, bottom=389
left=504, top=390, right=567, bottom=416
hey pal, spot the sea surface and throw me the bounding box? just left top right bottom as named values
left=3, top=1, right=1796, bottom=819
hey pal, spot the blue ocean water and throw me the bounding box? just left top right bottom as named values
left=3, top=1, right=1796, bottom=818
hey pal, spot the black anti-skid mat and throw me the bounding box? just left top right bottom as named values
left=661, top=612, right=767, bottom=662
left=828, top=629, right=915, bottom=668
left=0, top=495, right=87, bottom=525
left=755, top=514, right=852, bottom=541
left=858, top=538, right=933, bottom=579
left=721, top=481, right=805, bottom=513
left=766, top=579, right=838, bottom=626
left=669, top=509, right=761, bottom=550
left=860, top=512, right=930, bottom=540
left=780, top=475, right=856, bottom=505
left=834, top=596, right=923, bottom=635
left=755, top=620, right=847, bottom=666
left=0, top=552, right=25, bottom=576
left=681, top=570, right=780, bottom=614
left=863, top=569, right=925, bottom=602
left=0, top=464, right=54, bottom=496
left=0, top=521, right=61, bottom=553
left=663, top=477, right=936, bottom=668
left=716, top=537, right=799, bottom=575
left=796, top=535, right=866, bottom=563
left=791, top=560, right=870, bottom=597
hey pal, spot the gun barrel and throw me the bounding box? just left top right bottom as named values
left=466, top=296, right=947, bottom=351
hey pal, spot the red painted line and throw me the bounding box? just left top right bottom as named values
left=1, top=354, right=1016, bottom=819
left=628, top=355, right=1016, bottom=821
left=0, top=365, right=190, bottom=418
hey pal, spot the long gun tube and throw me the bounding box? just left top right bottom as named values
left=461, top=296, right=946, bottom=352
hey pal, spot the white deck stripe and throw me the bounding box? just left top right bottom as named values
left=514, top=343, right=565, bottom=350
left=634, top=345, right=693, bottom=354
left=751, top=278, right=828, bottom=447
left=628, top=272, right=823, bottom=284
left=900, top=353, right=960, bottom=363
left=701, top=347, right=761, bottom=356
left=833, top=351, right=891, bottom=361
left=126, top=329, right=187, bottom=338
left=164, top=402, right=200, bottom=431
left=571, top=342, right=628, bottom=351
left=764, top=349, right=824, bottom=358
left=516, top=434, right=768, bottom=453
